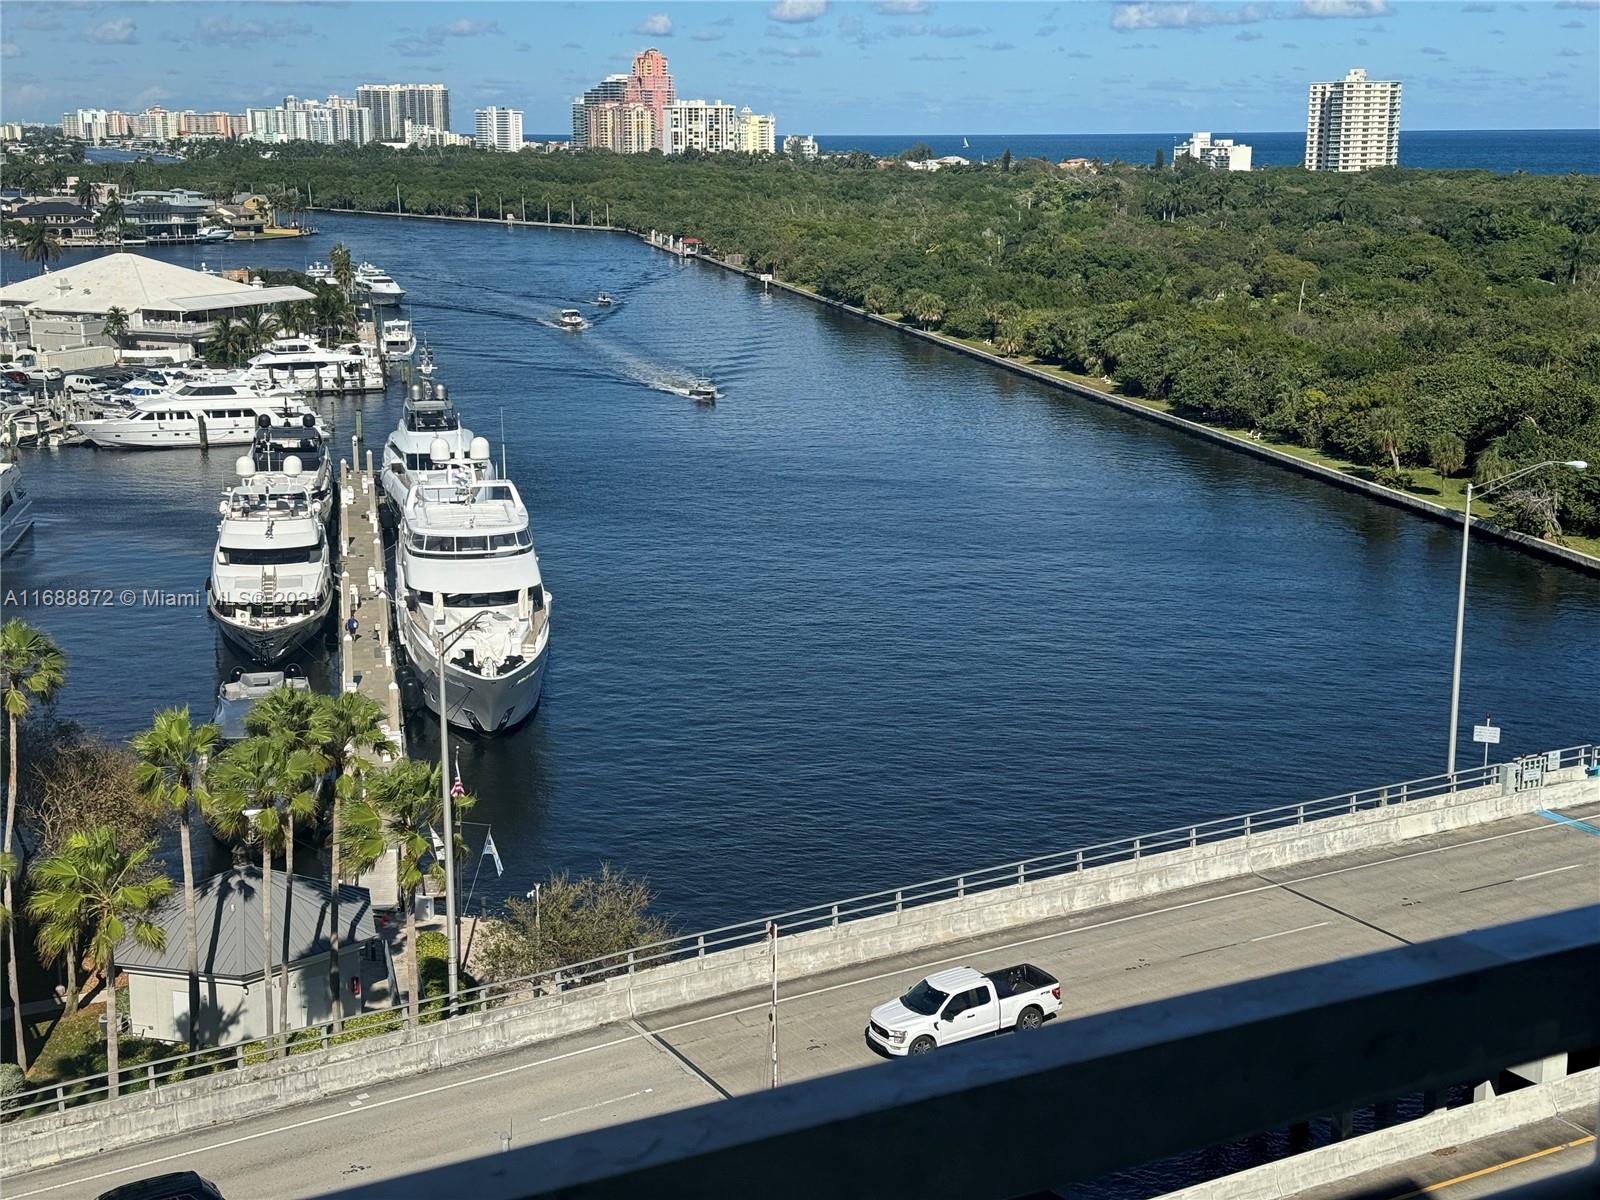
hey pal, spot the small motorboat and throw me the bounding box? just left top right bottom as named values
left=213, top=666, right=311, bottom=741
left=688, top=382, right=718, bottom=405
left=558, top=309, right=587, bottom=331
left=595, top=292, right=614, bottom=307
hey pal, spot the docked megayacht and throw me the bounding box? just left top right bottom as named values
left=387, top=379, right=550, bottom=734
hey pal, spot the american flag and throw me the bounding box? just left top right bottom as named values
left=450, top=761, right=466, bottom=799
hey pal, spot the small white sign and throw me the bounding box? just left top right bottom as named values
left=1473, top=724, right=1501, bottom=744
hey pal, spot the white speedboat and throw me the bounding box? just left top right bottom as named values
left=394, top=471, right=550, bottom=734
left=381, top=319, right=417, bottom=361
left=71, top=379, right=312, bottom=450
left=557, top=309, right=586, bottom=331
left=688, top=382, right=718, bottom=405
left=0, top=461, right=34, bottom=557
left=595, top=292, right=614, bottom=307
left=356, top=263, right=405, bottom=305
left=242, top=336, right=384, bottom=395
left=197, top=225, right=233, bottom=242
left=305, top=262, right=333, bottom=283
left=418, top=344, right=436, bottom=379
left=250, top=413, right=332, bottom=514
left=380, top=382, right=495, bottom=513
left=207, top=459, right=333, bottom=663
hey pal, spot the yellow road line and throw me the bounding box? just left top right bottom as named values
left=1389, top=1133, right=1595, bottom=1198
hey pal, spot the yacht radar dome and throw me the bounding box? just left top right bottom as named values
left=429, top=437, right=450, bottom=464
left=470, top=437, right=491, bottom=461
left=283, top=455, right=303, bottom=477
left=235, top=456, right=256, bottom=478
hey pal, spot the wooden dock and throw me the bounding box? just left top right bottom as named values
left=337, top=454, right=405, bottom=756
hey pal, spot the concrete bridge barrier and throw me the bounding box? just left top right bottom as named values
left=4, top=761, right=1595, bottom=1174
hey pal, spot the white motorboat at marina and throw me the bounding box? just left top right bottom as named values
left=394, top=470, right=550, bottom=733
left=242, top=336, right=384, bottom=395
left=207, top=458, right=333, bottom=663
left=356, top=263, right=405, bottom=305
left=380, top=381, right=495, bottom=513
left=557, top=309, right=587, bottom=331
left=381, top=319, right=417, bottom=361
left=214, top=665, right=310, bottom=740
left=251, top=413, right=332, bottom=514
left=197, top=225, right=233, bottom=242
left=71, top=378, right=313, bottom=449
left=305, top=262, right=333, bottom=283
left=1, top=461, right=34, bottom=557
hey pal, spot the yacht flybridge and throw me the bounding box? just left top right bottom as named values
left=207, top=457, right=333, bottom=663
left=394, top=471, right=550, bottom=733
left=381, top=319, right=417, bottom=361
left=243, top=336, right=384, bottom=395
left=380, top=382, right=494, bottom=513
left=71, top=379, right=312, bottom=449
left=251, top=413, right=332, bottom=514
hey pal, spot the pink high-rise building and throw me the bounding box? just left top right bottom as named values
left=623, top=48, right=674, bottom=151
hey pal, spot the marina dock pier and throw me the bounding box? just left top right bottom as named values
left=338, top=452, right=404, bottom=755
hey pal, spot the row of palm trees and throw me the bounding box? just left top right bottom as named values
left=2, top=618, right=467, bottom=1095
left=206, top=287, right=354, bottom=366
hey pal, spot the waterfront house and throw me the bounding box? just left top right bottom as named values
left=0, top=252, right=313, bottom=360
left=10, top=199, right=98, bottom=244
left=118, top=867, right=390, bottom=1046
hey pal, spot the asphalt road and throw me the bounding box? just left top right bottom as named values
left=7, top=799, right=1598, bottom=1200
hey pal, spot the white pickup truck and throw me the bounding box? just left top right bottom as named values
left=866, top=963, right=1062, bottom=1056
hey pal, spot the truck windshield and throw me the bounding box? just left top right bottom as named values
left=900, top=981, right=947, bottom=1016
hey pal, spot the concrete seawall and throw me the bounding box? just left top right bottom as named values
left=6, top=765, right=1594, bottom=1174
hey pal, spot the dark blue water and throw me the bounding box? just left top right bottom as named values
left=82, top=147, right=183, bottom=164
left=4, top=218, right=1598, bottom=935
left=800, top=129, right=1600, bottom=173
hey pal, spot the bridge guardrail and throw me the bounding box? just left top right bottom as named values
left=4, top=743, right=1594, bottom=1123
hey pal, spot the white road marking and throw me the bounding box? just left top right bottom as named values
left=538, top=1087, right=655, bottom=1124
left=1513, top=863, right=1582, bottom=882
left=8, top=813, right=1592, bottom=1197
left=1250, top=921, right=1330, bottom=942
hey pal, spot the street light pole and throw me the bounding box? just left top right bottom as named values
left=433, top=611, right=489, bottom=1015
left=1446, top=460, right=1586, bottom=775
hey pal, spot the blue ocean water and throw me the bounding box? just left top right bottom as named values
left=809, top=129, right=1600, bottom=174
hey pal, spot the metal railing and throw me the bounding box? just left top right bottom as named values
left=4, top=744, right=1593, bottom=1123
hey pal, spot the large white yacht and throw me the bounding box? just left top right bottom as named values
left=356, top=263, right=405, bottom=305
left=1, top=461, right=34, bottom=557
left=71, top=379, right=312, bottom=449
left=242, top=336, right=384, bottom=395
left=380, top=382, right=494, bottom=513
left=394, top=470, right=550, bottom=733
left=381, top=319, right=417, bottom=361
left=207, top=458, right=333, bottom=663
left=250, top=413, right=332, bottom=515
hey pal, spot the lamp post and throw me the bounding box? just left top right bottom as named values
left=1446, top=459, right=1586, bottom=775
left=434, top=610, right=490, bottom=1014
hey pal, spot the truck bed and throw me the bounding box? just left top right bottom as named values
left=984, top=963, right=1056, bottom=1000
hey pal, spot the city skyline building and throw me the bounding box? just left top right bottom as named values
left=245, top=96, right=374, bottom=146
left=573, top=73, right=629, bottom=146
left=738, top=107, right=776, bottom=155
left=1174, top=131, right=1252, bottom=171
left=623, top=48, right=674, bottom=152
left=475, top=106, right=525, bottom=152
left=1305, top=67, right=1401, bottom=171
left=664, top=100, right=739, bottom=155
left=357, top=82, right=450, bottom=142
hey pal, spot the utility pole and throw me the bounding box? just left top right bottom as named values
left=1297, top=279, right=1306, bottom=316
left=768, top=921, right=779, bottom=1089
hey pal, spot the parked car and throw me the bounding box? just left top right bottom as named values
left=1, top=370, right=28, bottom=387
left=22, top=366, right=63, bottom=385
left=65, top=373, right=100, bottom=394
left=866, top=963, right=1061, bottom=1056
left=97, top=1171, right=226, bottom=1199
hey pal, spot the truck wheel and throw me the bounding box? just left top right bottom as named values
left=908, top=1036, right=936, bottom=1055
left=1016, top=1006, right=1043, bottom=1031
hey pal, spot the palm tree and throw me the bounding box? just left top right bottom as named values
left=342, top=760, right=473, bottom=1027
left=130, top=708, right=220, bottom=1051
left=27, top=829, right=170, bottom=1099
left=243, top=688, right=330, bottom=1036
left=329, top=243, right=354, bottom=298
left=73, top=178, right=95, bottom=207
left=102, top=306, right=129, bottom=359
left=207, top=315, right=242, bottom=366
left=316, top=693, right=394, bottom=1034
left=311, top=288, right=354, bottom=345
left=15, top=222, right=61, bottom=266
left=1, top=620, right=65, bottom=1069
left=95, top=198, right=126, bottom=248
left=236, top=310, right=279, bottom=358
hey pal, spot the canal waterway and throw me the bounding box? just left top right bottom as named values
left=3, top=215, right=1598, bottom=934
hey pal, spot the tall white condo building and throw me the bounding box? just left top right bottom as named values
left=1305, top=68, right=1401, bottom=172
left=475, top=107, right=525, bottom=153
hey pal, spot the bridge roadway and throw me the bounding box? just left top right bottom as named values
left=7, top=797, right=1599, bottom=1200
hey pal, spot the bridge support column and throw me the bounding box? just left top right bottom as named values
left=1332, top=1110, right=1354, bottom=1141
left=1508, top=1052, right=1568, bottom=1087
left=1374, top=1098, right=1397, bottom=1127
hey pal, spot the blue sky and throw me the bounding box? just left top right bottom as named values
left=1, top=1, right=1596, bottom=134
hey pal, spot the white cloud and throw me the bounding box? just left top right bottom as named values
left=0, top=42, right=18, bottom=58
left=877, top=0, right=932, bottom=12
left=196, top=17, right=311, bottom=45
left=636, top=14, right=674, bottom=36
left=435, top=19, right=501, bottom=37
left=1110, top=1, right=1387, bottom=30
left=87, top=18, right=138, bottom=44
left=769, top=0, right=828, bottom=22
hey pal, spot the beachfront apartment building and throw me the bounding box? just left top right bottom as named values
left=474, top=107, right=525, bottom=153
left=664, top=100, right=739, bottom=155
left=1174, top=132, right=1252, bottom=171
left=1305, top=68, right=1401, bottom=172
left=784, top=134, right=820, bottom=160
left=738, top=108, right=777, bottom=155
left=245, top=97, right=374, bottom=146
left=357, top=83, right=450, bottom=142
